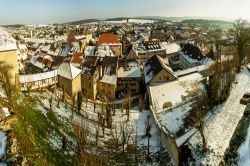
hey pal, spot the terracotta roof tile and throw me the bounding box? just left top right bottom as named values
left=70, top=54, right=83, bottom=64
left=97, top=33, right=121, bottom=45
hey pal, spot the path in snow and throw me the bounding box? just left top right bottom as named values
left=190, top=67, right=250, bottom=165
left=204, top=68, right=250, bottom=155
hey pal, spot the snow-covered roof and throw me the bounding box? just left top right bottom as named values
left=157, top=102, right=193, bottom=135
left=144, top=55, right=176, bottom=84
left=60, top=44, right=70, bottom=57
left=0, top=27, right=17, bottom=52
left=118, top=61, right=141, bottom=78
left=30, top=55, right=46, bottom=69
left=57, top=62, right=82, bottom=80
left=19, top=70, right=58, bottom=83
left=74, top=35, right=86, bottom=40
left=161, top=42, right=181, bottom=55
left=95, top=45, right=114, bottom=57
left=149, top=72, right=205, bottom=110
left=70, top=42, right=81, bottom=53
left=176, top=128, right=197, bottom=147
left=18, top=44, right=28, bottom=53
left=100, top=56, right=118, bottom=85
left=41, top=44, right=51, bottom=52
left=100, top=74, right=117, bottom=85
left=84, top=46, right=96, bottom=57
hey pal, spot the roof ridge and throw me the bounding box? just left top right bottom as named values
left=156, top=55, right=177, bottom=78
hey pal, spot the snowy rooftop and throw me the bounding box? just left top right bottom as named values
left=95, top=45, right=114, bottom=57
left=149, top=72, right=205, bottom=111
left=117, top=61, right=141, bottom=78
left=84, top=46, right=96, bottom=57
left=134, top=42, right=166, bottom=53
left=19, top=70, right=58, bottom=83
left=100, top=74, right=117, bottom=85
left=0, top=27, right=17, bottom=52
left=161, top=42, right=181, bottom=55
left=180, top=51, right=213, bottom=65
left=57, top=62, right=82, bottom=80
left=157, top=101, right=193, bottom=134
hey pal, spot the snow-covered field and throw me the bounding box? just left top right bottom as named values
left=189, top=67, right=250, bottom=165
left=238, top=126, right=250, bottom=166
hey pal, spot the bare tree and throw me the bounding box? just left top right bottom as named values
left=95, top=125, right=100, bottom=146
left=48, top=96, right=53, bottom=113
left=71, top=93, right=76, bottom=120
left=77, top=91, right=83, bottom=113
left=112, top=124, right=121, bottom=149
left=0, top=61, right=14, bottom=101
left=188, top=105, right=207, bottom=151
left=72, top=121, right=103, bottom=165
left=232, top=19, right=250, bottom=71
left=145, top=114, right=152, bottom=160
left=126, top=91, right=131, bottom=121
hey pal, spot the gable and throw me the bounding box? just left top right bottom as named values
left=150, top=69, right=176, bottom=84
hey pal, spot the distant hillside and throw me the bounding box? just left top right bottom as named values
left=2, top=24, right=24, bottom=28
left=105, top=17, right=130, bottom=21
left=64, top=17, right=169, bottom=25
left=181, top=19, right=233, bottom=26
left=64, top=17, right=233, bottom=26
left=65, top=19, right=100, bottom=25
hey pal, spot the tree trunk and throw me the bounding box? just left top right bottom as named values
left=198, top=124, right=207, bottom=151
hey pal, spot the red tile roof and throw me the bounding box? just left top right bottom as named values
left=97, top=33, right=121, bottom=45
left=71, top=54, right=83, bottom=64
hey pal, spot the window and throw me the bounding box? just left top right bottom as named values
left=159, top=77, right=161, bottom=80
left=131, top=89, right=136, bottom=93
left=131, top=83, right=137, bottom=86
left=166, top=76, right=169, bottom=80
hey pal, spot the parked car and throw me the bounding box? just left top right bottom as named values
left=247, top=64, right=250, bottom=72
left=240, top=92, right=250, bottom=105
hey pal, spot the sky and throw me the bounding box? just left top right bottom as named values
left=0, top=0, right=250, bottom=25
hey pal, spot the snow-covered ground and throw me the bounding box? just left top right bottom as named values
left=189, top=67, right=250, bottom=165
left=32, top=91, right=170, bottom=164
left=130, top=110, right=163, bottom=152
left=238, top=126, right=250, bottom=166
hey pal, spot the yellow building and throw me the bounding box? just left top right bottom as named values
left=144, top=55, right=177, bottom=85
left=117, top=60, right=142, bottom=98
left=97, top=57, right=118, bottom=101
left=57, top=62, right=82, bottom=97
left=0, top=27, right=18, bottom=84
left=81, top=57, right=99, bottom=100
